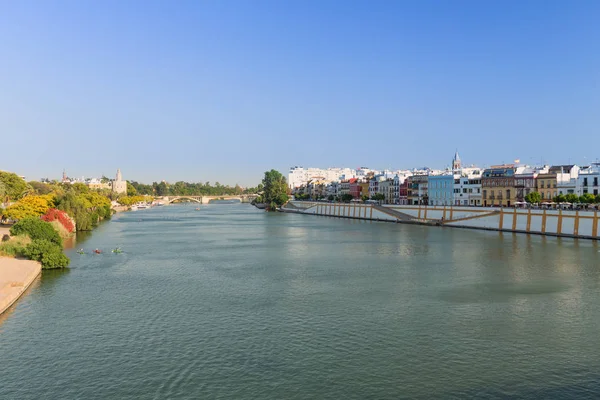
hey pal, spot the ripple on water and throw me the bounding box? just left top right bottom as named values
left=2, top=205, right=600, bottom=399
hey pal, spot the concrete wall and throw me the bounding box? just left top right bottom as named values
left=287, top=202, right=600, bottom=240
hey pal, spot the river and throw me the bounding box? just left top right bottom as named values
left=1, top=203, right=600, bottom=399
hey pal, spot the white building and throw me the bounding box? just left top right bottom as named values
left=454, top=168, right=483, bottom=206
left=577, top=163, right=600, bottom=196
left=378, top=179, right=394, bottom=204
left=555, top=165, right=579, bottom=196
left=288, top=167, right=357, bottom=189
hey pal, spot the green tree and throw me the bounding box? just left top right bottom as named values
left=524, top=192, right=541, bottom=204
left=0, top=171, right=30, bottom=202
left=261, top=170, right=289, bottom=209
left=372, top=193, right=385, bottom=201
left=596, top=194, right=600, bottom=204
left=553, top=194, right=566, bottom=203
left=29, top=181, right=54, bottom=195
left=126, top=181, right=137, bottom=196
left=341, top=194, right=354, bottom=203
left=327, top=195, right=334, bottom=201
left=361, top=194, right=370, bottom=202
left=580, top=193, right=596, bottom=204
left=565, top=193, right=579, bottom=204
left=23, top=239, right=69, bottom=269
left=10, top=218, right=62, bottom=246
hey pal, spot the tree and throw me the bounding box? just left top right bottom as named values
left=0, top=171, right=30, bottom=202
left=261, top=170, right=289, bottom=209
left=10, top=217, right=62, bottom=246
left=126, top=181, right=137, bottom=196
left=580, top=193, right=596, bottom=204
left=596, top=194, right=600, bottom=204
left=3, top=195, right=54, bottom=220
left=524, top=192, right=541, bottom=204
left=23, top=239, right=69, bottom=269
left=29, top=181, right=54, bottom=195
left=553, top=194, right=566, bottom=203
left=361, top=194, right=370, bottom=202
left=341, top=194, right=354, bottom=203
left=327, top=195, right=334, bottom=201
left=565, top=193, right=579, bottom=204
left=372, top=193, right=385, bottom=201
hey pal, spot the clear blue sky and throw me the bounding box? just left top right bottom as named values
left=1, top=0, right=599, bottom=186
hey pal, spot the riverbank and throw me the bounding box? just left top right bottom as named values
left=0, top=257, right=41, bottom=315
left=284, top=202, right=600, bottom=240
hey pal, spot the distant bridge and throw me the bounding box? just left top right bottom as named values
left=158, top=195, right=258, bottom=204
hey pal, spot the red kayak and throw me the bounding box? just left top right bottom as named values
left=94, top=249, right=102, bottom=254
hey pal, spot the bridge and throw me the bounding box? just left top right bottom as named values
left=157, top=195, right=258, bottom=204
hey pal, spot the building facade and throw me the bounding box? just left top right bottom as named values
left=428, top=173, right=454, bottom=206
left=482, top=164, right=516, bottom=207
left=454, top=170, right=482, bottom=206
left=578, top=163, right=600, bottom=196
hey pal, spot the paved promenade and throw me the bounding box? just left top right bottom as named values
left=0, top=257, right=41, bottom=315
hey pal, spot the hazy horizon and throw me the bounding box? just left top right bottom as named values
left=2, top=1, right=599, bottom=186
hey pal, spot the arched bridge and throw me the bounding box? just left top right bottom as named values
left=158, top=195, right=258, bottom=204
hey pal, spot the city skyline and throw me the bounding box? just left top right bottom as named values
left=2, top=1, right=599, bottom=185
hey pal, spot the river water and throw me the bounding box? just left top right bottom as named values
left=2, top=203, right=600, bottom=399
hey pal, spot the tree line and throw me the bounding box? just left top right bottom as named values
left=128, top=181, right=261, bottom=197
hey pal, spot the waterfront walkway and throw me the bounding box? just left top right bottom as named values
left=0, top=257, right=41, bottom=315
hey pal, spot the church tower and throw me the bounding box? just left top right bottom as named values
left=452, top=150, right=461, bottom=171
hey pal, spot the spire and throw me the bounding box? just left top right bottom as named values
left=116, top=169, right=122, bottom=182
left=452, top=150, right=462, bottom=171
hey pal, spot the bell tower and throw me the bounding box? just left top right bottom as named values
left=452, top=150, right=461, bottom=171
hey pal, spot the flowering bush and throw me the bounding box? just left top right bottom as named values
left=41, top=208, right=75, bottom=233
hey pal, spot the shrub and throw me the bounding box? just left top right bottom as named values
left=10, top=217, right=62, bottom=246
left=23, top=239, right=70, bottom=269
left=0, top=241, right=26, bottom=257
left=41, top=208, right=75, bottom=233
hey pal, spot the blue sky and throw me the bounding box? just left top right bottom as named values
left=1, top=0, right=599, bottom=186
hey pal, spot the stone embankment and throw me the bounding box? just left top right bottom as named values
left=283, top=202, right=600, bottom=240
left=0, top=257, right=41, bottom=315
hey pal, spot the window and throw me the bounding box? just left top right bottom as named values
left=584, top=178, right=588, bottom=186
left=594, top=189, right=598, bottom=196
left=595, top=177, right=598, bottom=186
left=540, top=181, right=545, bottom=188
left=506, top=190, right=510, bottom=199
left=483, top=190, right=487, bottom=199
left=463, top=188, right=468, bottom=193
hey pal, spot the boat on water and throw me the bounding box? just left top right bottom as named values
left=112, top=247, right=123, bottom=254
left=135, top=202, right=150, bottom=209
left=94, top=249, right=102, bottom=254
left=77, top=249, right=85, bottom=254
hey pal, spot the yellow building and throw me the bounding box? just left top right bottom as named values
left=536, top=170, right=558, bottom=201
left=359, top=182, right=370, bottom=198
left=482, top=164, right=516, bottom=207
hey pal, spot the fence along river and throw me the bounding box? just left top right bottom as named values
left=286, top=202, right=600, bottom=240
